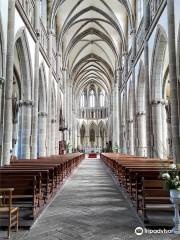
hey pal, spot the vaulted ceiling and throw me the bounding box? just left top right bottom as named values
left=50, top=0, right=135, bottom=95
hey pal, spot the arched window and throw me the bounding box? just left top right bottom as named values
left=100, top=91, right=105, bottom=107
left=80, top=93, right=85, bottom=107
left=89, top=90, right=95, bottom=107
left=40, top=0, right=43, bottom=17
left=136, top=0, right=143, bottom=28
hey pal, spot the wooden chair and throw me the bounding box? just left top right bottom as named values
left=0, top=188, right=19, bottom=239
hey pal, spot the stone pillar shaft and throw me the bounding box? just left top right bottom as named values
left=137, top=113, right=147, bottom=156
left=152, top=101, right=163, bottom=158
left=2, top=0, right=16, bottom=165
left=112, top=79, right=119, bottom=149
left=38, top=112, right=47, bottom=156
left=51, top=119, right=56, bottom=155
left=47, top=30, right=53, bottom=155
left=144, top=0, right=152, bottom=157
left=0, top=78, right=4, bottom=125
left=31, top=0, right=40, bottom=159
left=167, top=0, right=180, bottom=162
left=20, top=100, right=33, bottom=159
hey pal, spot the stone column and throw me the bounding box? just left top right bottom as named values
left=123, top=51, right=128, bottom=80
left=118, top=68, right=123, bottom=151
left=63, top=69, right=69, bottom=142
left=2, top=0, right=16, bottom=165
left=130, top=28, right=136, bottom=156
left=124, top=87, right=128, bottom=154
left=151, top=100, right=163, bottom=158
left=51, top=119, right=56, bottom=155
left=130, top=28, right=136, bottom=63
left=0, top=78, right=4, bottom=156
left=19, top=100, right=33, bottom=159
left=0, top=77, right=4, bottom=124
left=136, top=112, right=147, bottom=156
left=56, top=51, right=61, bottom=81
left=167, top=0, right=180, bottom=162
left=17, top=106, right=22, bottom=158
left=38, top=112, right=47, bottom=156
left=47, top=29, right=53, bottom=155
left=31, top=0, right=40, bottom=159
left=127, top=119, right=134, bottom=155
left=96, top=135, right=99, bottom=148
left=68, top=83, right=73, bottom=147
left=112, top=80, right=119, bottom=149
left=144, top=0, right=152, bottom=157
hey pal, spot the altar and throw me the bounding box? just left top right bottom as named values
left=88, top=153, right=97, bottom=158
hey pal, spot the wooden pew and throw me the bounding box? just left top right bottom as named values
left=0, top=153, right=85, bottom=227
left=101, top=153, right=173, bottom=224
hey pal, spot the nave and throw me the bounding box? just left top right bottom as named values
left=1, top=158, right=173, bottom=240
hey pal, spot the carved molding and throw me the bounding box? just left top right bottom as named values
left=151, top=99, right=166, bottom=105
left=122, top=51, right=128, bottom=57
left=38, top=112, right=48, bottom=117
left=51, top=119, right=56, bottom=123
left=136, top=111, right=146, bottom=116
left=130, top=28, right=136, bottom=35
left=0, top=77, right=5, bottom=85
left=48, top=28, right=55, bottom=35
left=127, top=119, right=134, bottom=123
left=19, top=100, right=33, bottom=107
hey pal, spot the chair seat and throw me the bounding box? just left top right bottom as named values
left=0, top=207, right=18, bottom=213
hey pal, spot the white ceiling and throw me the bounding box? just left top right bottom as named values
left=52, top=0, right=134, bottom=95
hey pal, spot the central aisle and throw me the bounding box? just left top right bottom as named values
left=20, top=158, right=170, bottom=240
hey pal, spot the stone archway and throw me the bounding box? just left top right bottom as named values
left=151, top=26, right=168, bottom=158
left=13, top=28, right=33, bottom=159
left=89, top=122, right=97, bottom=148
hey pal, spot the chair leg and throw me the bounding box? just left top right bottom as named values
left=8, top=217, right=11, bottom=239
left=16, top=210, right=19, bottom=232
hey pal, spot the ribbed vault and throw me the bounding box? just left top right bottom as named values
left=50, top=0, right=135, bottom=95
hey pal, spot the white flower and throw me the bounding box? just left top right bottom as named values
left=162, top=173, right=170, bottom=180
left=177, top=187, right=180, bottom=191
left=170, top=164, right=177, bottom=169
left=176, top=176, right=179, bottom=181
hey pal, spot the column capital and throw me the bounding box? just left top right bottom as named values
left=127, top=119, right=134, bottom=123
left=19, top=100, right=33, bottom=107
left=51, top=119, right=56, bottom=123
left=57, top=51, right=61, bottom=57
left=130, top=28, right=136, bottom=35
left=0, top=76, right=5, bottom=85
left=136, top=111, right=146, bottom=116
left=122, top=51, right=128, bottom=57
left=35, top=29, right=40, bottom=39
left=38, top=112, right=48, bottom=117
left=48, top=28, right=55, bottom=35
left=151, top=99, right=166, bottom=105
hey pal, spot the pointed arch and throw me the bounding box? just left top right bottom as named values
left=15, top=27, right=33, bottom=100
left=13, top=27, right=33, bottom=159
left=151, top=25, right=169, bottom=158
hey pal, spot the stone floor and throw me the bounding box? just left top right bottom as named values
left=0, top=158, right=177, bottom=240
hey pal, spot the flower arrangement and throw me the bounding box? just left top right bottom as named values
left=161, top=164, right=180, bottom=190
